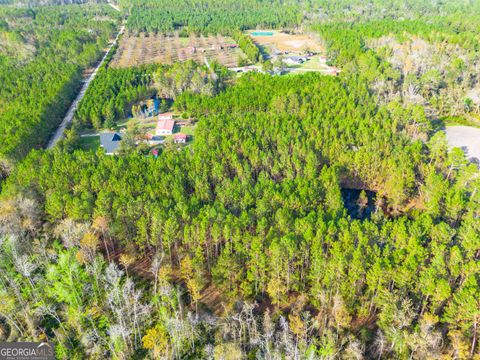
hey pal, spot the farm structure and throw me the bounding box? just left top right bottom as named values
left=110, top=32, right=248, bottom=68
left=247, top=30, right=339, bottom=75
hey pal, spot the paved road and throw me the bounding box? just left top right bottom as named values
left=445, top=125, right=480, bottom=164
left=47, top=25, right=125, bottom=149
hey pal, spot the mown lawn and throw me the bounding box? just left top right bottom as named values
left=177, top=125, right=195, bottom=136
left=78, top=136, right=100, bottom=151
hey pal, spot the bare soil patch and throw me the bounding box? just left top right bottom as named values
left=248, top=30, right=323, bottom=54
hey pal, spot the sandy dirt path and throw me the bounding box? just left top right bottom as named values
left=47, top=26, right=124, bottom=149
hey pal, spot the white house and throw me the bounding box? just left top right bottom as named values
left=283, top=56, right=307, bottom=65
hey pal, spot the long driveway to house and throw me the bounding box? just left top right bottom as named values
left=445, top=125, right=480, bottom=164
left=46, top=24, right=124, bottom=149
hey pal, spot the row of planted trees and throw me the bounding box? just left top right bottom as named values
left=120, top=0, right=301, bottom=35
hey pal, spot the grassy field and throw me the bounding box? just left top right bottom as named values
left=175, top=125, right=195, bottom=136
left=78, top=135, right=100, bottom=151
left=286, top=55, right=335, bottom=72
left=111, top=32, right=247, bottom=68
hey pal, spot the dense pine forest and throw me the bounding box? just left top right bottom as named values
left=1, top=0, right=480, bottom=359
left=0, top=3, right=119, bottom=161
left=119, top=0, right=301, bottom=35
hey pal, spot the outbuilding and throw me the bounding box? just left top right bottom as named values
left=173, top=133, right=188, bottom=144
left=283, top=56, right=307, bottom=65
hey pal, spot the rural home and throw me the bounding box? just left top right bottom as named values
left=173, top=133, right=188, bottom=144
left=283, top=56, right=307, bottom=65
left=156, top=113, right=175, bottom=135
left=99, top=132, right=122, bottom=155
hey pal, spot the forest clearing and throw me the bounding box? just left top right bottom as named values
left=77, top=113, right=197, bottom=153
left=110, top=32, right=247, bottom=68
left=248, top=30, right=323, bottom=53
left=248, top=30, right=338, bottom=74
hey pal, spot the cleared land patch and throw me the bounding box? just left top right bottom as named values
left=247, top=30, right=338, bottom=74
left=445, top=125, right=480, bottom=164
left=248, top=30, right=323, bottom=54
left=111, top=32, right=247, bottom=68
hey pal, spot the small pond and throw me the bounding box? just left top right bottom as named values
left=251, top=31, right=274, bottom=36
left=341, top=188, right=377, bottom=220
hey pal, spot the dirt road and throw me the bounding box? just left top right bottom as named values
left=46, top=25, right=125, bottom=149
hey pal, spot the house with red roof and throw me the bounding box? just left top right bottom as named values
left=156, top=112, right=175, bottom=135
left=173, top=133, right=188, bottom=144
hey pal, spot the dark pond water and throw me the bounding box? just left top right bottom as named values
left=341, top=188, right=377, bottom=220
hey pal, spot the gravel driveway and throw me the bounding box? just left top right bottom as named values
left=47, top=26, right=125, bottom=149
left=445, top=126, right=480, bottom=164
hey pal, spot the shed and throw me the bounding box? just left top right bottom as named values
left=173, top=133, right=188, bottom=144
left=283, top=56, right=307, bottom=65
